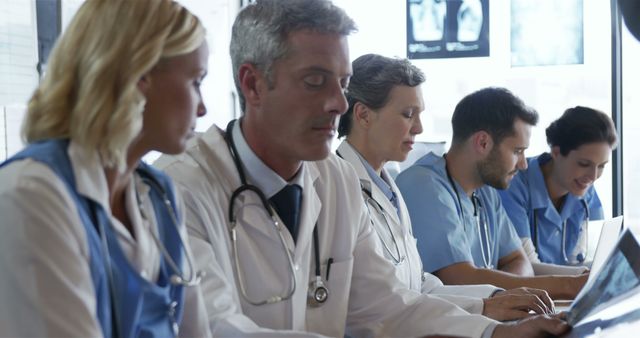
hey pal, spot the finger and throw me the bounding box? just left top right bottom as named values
left=532, top=295, right=553, bottom=315
left=508, top=295, right=549, bottom=315
left=491, top=296, right=543, bottom=316
left=519, top=294, right=552, bottom=315
left=552, top=312, right=568, bottom=320
left=526, top=289, right=554, bottom=312
left=529, top=316, right=570, bottom=336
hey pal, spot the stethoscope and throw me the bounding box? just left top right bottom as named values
left=97, top=167, right=204, bottom=336
left=335, top=150, right=406, bottom=266
left=444, top=157, right=493, bottom=269
left=224, top=119, right=328, bottom=307
left=361, top=185, right=406, bottom=265
left=135, top=170, right=205, bottom=287
left=531, top=198, right=590, bottom=264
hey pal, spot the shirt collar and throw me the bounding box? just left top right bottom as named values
left=231, top=119, right=305, bottom=198
left=527, top=153, right=552, bottom=210
left=354, top=148, right=395, bottom=201
left=68, top=141, right=152, bottom=243
left=528, top=152, right=586, bottom=217
left=68, top=140, right=111, bottom=210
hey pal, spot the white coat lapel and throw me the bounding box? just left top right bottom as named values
left=388, top=174, right=413, bottom=236
left=192, top=127, right=286, bottom=245
left=336, top=141, right=402, bottom=226
left=369, top=177, right=402, bottom=226
left=293, top=163, right=321, bottom=262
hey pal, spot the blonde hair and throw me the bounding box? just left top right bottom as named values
left=23, top=0, right=205, bottom=169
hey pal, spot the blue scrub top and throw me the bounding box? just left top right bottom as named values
left=396, top=152, right=522, bottom=273
left=497, top=152, right=604, bottom=265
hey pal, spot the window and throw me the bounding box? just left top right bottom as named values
left=0, top=0, right=38, bottom=160
left=0, top=0, right=238, bottom=163
left=622, top=22, right=640, bottom=228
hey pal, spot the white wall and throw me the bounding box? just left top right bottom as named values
left=333, top=0, right=613, bottom=218
left=0, top=1, right=618, bottom=218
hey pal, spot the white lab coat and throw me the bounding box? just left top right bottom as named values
left=157, top=125, right=496, bottom=338
left=0, top=141, right=210, bottom=338
left=337, top=141, right=500, bottom=314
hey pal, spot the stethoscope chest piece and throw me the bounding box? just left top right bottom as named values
left=307, top=276, right=329, bottom=307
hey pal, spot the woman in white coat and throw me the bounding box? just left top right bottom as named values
left=0, top=1, right=210, bottom=336
left=337, top=53, right=555, bottom=321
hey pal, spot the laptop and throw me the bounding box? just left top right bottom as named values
left=588, top=216, right=625, bottom=281
left=554, top=216, right=625, bottom=312
left=566, top=227, right=640, bottom=326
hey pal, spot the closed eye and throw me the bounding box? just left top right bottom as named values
left=303, top=74, right=326, bottom=87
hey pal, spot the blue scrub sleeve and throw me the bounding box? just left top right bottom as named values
left=498, top=173, right=532, bottom=238
left=396, top=166, right=475, bottom=273
left=585, top=187, right=604, bottom=221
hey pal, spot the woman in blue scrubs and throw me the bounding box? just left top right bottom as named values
left=498, top=106, right=617, bottom=266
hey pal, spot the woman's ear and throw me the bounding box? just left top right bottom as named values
left=137, top=73, right=151, bottom=95
left=353, top=102, right=372, bottom=129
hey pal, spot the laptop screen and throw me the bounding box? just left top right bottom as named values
left=589, top=216, right=624, bottom=281
left=567, top=229, right=640, bottom=325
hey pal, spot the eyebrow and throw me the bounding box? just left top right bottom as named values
left=189, top=67, right=207, bottom=78
left=299, top=66, right=352, bottom=78
left=578, top=158, right=609, bottom=165
left=401, top=105, right=423, bottom=111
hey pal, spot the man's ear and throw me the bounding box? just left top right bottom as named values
left=550, top=145, right=561, bottom=159
left=238, top=63, right=265, bottom=108
left=471, top=130, right=494, bottom=156
left=353, top=102, right=372, bottom=129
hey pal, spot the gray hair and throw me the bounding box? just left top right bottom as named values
left=338, top=54, right=426, bottom=138
left=230, top=0, right=357, bottom=112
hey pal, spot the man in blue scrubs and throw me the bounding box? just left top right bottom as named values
left=397, top=87, right=588, bottom=300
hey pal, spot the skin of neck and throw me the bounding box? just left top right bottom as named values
left=104, top=147, right=142, bottom=206
left=446, top=143, right=484, bottom=196
left=346, top=130, right=385, bottom=175
left=103, top=139, right=146, bottom=237
left=540, top=158, right=569, bottom=209
left=241, top=114, right=302, bottom=182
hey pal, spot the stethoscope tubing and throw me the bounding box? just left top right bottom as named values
left=443, top=157, right=493, bottom=269
left=138, top=174, right=204, bottom=287
left=96, top=167, right=203, bottom=337
left=362, top=190, right=406, bottom=265
left=531, top=199, right=590, bottom=264
left=335, top=149, right=406, bottom=266
left=223, top=119, right=326, bottom=306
